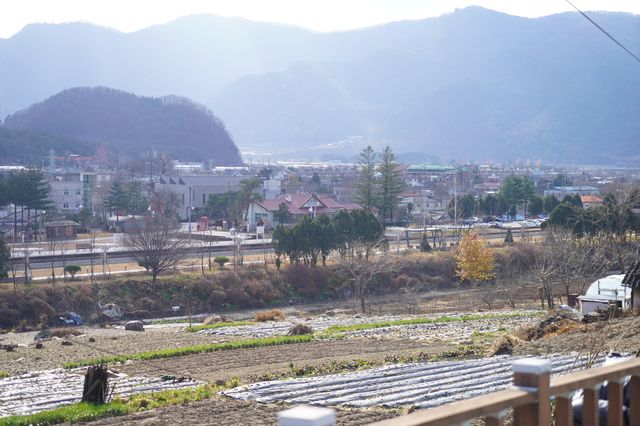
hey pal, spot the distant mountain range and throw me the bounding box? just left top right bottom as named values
left=2, top=87, right=242, bottom=165
left=1, top=7, right=639, bottom=164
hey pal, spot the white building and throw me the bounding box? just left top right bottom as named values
left=154, top=175, right=246, bottom=220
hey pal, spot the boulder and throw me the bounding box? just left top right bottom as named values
left=34, top=329, right=51, bottom=340
left=124, top=320, right=145, bottom=332
left=99, top=303, right=123, bottom=319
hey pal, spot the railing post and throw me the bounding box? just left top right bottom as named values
left=512, top=358, right=551, bottom=426
left=278, top=405, right=336, bottom=426
left=555, top=393, right=573, bottom=426
left=631, top=375, right=640, bottom=426
left=607, top=380, right=624, bottom=426
left=582, top=385, right=600, bottom=426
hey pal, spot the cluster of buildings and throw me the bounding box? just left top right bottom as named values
left=2, top=147, right=638, bottom=238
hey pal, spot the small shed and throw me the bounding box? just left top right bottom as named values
left=45, top=220, right=79, bottom=240
left=107, top=215, right=146, bottom=232
left=578, top=274, right=631, bottom=314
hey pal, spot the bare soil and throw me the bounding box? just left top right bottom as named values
left=119, top=338, right=448, bottom=383
left=0, top=327, right=231, bottom=375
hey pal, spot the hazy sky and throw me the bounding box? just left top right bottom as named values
left=1, top=0, right=639, bottom=38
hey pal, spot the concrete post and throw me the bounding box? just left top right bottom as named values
left=512, top=358, right=551, bottom=426
left=278, top=405, right=336, bottom=426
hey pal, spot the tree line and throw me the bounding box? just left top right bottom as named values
left=449, top=175, right=568, bottom=220
left=272, top=209, right=383, bottom=267
left=546, top=188, right=640, bottom=240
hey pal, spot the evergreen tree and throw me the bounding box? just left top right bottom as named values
left=543, top=194, right=559, bottom=214
left=274, top=202, right=293, bottom=225
left=0, top=235, right=10, bottom=278
left=355, top=146, right=377, bottom=211
left=499, top=175, right=535, bottom=217
left=504, top=228, right=514, bottom=245
left=105, top=182, right=129, bottom=223
left=528, top=195, right=544, bottom=217
left=377, top=146, right=404, bottom=222
left=420, top=233, right=432, bottom=252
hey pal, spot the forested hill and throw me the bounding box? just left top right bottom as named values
left=2, top=87, right=243, bottom=165
left=0, top=127, right=98, bottom=165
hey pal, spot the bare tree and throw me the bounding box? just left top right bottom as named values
left=121, top=214, right=187, bottom=288
left=537, top=228, right=611, bottom=308
left=338, top=240, right=393, bottom=313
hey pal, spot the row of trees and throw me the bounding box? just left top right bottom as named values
left=0, top=169, right=52, bottom=240
left=547, top=189, right=640, bottom=241
left=448, top=175, right=577, bottom=220
left=448, top=192, right=562, bottom=220
left=272, top=209, right=383, bottom=266
left=355, top=146, right=405, bottom=223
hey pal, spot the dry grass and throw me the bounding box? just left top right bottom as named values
left=255, top=309, right=286, bottom=322
left=516, top=316, right=582, bottom=342
left=49, top=328, right=83, bottom=338
left=487, top=335, right=520, bottom=356
left=203, top=315, right=227, bottom=325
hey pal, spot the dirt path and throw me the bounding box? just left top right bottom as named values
left=81, top=396, right=399, bottom=426
left=119, top=339, right=449, bottom=383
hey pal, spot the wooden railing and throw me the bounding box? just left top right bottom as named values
left=366, top=357, right=640, bottom=426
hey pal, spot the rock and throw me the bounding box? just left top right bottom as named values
left=1, top=344, right=16, bottom=352
left=88, top=337, right=96, bottom=342
left=34, top=329, right=51, bottom=340
left=61, top=340, right=73, bottom=346
left=99, top=303, right=123, bottom=319
left=35, top=343, right=44, bottom=349
left=124, top=320, right=145, bottom=332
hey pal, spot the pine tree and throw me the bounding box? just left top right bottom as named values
left=420, top=233, right=432, bottom=252
left=455, top=232, right=495, bottom=283
left=105, top=182, right=129, bottom=223
left=377, top=146, right=404, bottom=222
left=355, top=146, right=377, bottom=211
left=504, top=228, right=514, bottom=245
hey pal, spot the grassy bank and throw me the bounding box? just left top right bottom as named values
left=64, top=335, right=313, bottom=368
left=0, top=385, right=215, bottom=426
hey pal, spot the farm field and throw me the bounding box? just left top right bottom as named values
left=1, top=285, right=639, bottom=425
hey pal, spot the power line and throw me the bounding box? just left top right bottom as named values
left=564, top=0, right=640, bottom=65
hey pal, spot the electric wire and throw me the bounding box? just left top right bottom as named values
left=565, top=0, right=640, bottom=65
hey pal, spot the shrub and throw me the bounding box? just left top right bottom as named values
left=288, top=323, right=313, bottom=335
left=255, top=309, right=286, bottom=322
left=214, top=256, right=229, bottom=269
left=64, top=265, right=82, bottom=279
left=285, top=264, right=330, bottom=298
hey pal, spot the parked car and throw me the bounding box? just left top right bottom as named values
left=58, top=312, right=83, bottom=326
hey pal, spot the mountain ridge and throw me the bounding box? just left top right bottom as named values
left=1, top=7, right=639, bottom=163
